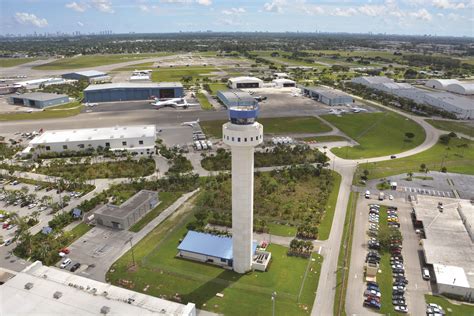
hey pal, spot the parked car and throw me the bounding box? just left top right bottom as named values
left=394, top=305, right=408, bottom=313
left=392, top=285, right=406, bottom=291
left=364, top=289, right=381, bottom=297
left=367, top=281, right=379, bottom=287
left=392, top=289, right=405, bottom=296
left=363, top=299, right=381, bottom=310
left=392, top=299, right=406, bottom=306
left=4, top=239, right=13, bottom=246
left=422, top=267, right=431, bottom=280
left=70, top=263, right=81, bottom=272
left=367, top=284, right=380, bottom=291
left=60, top=258, right=72, bottom=269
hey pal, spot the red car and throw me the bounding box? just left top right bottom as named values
left=59, top=248, right=70, bottom=254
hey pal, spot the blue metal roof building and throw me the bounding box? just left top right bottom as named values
left=84, top=82, right=184, bottom=103
left=217, top=89, right=257, bottom=108
left=177, top=231, right=257, bottom=268
left=8, top=92, right=69, bottom=109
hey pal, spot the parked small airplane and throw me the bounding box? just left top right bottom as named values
left=351, top=107, right=369, bottom=113
left=181, top=118, right=200, bottom=127
left=151, top=98, right=198, bottom=109
left=84, top=102, right=98, bottom=107
left=328, top=109, right=347, bottom=115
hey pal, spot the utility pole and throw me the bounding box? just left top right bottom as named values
left=271, top=291, right=277, bottom=316
left=126, top=236, right=136, bottom=267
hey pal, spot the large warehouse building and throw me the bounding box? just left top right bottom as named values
left=227, top=76, right=263, bottom=89
left=412, top=196, right=473, bottom=301
left=446, top=82, right=474, bottom=95
left=8, top=92, right=69, bottom=109
left=0, top=261, right=196, bottom=316
left=425, top=79, right=460, bottom=90
left=62, top=70, right=110, bottom=83
left=23, top=125, right=156, bottom=157
left=301, top=86, right=353, bottom=106
left=84, top=82, right=184, bottom=103
left=217, top=89, right=257, bottom=108
left=352, top=76, right=474, bottom=119
left=95, top=190, right=158, bottom=230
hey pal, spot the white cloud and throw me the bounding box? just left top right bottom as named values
left=263, top=0, right=287, bottom=13
left=77, top=21, right=84, bottom=27
left=14, top=12, right=48, bottom=28
left=138, top=4, right=159, bottom=13
left=65, top=2, right=89, bottom=12
left=222, top=7, right=246, bottom=15
left=196, top=0, right=212, bottom=5
left=331, top=7, right=357, bottom=17
left=303, top=5, right=324, bottom=15
left=432, top=0, right=465, bottom=9
left=160, top=0, right=210, bottom=5
left=410, top=8, right=433, bottom=21
left=91, top=0, right=114, bottom=13
left=358, top=4, right=386, bottom=16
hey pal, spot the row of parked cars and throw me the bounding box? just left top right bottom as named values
left=364, top=204, right=382, bottom=310
left=426, top=303, right=445, bottom=315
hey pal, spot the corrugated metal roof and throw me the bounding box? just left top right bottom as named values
left=84, top=82, right=183, bottom=91
left=74, top=70, right=107, bottom=77
left=178, top=231, right=257, bottom=260
left=15, top=92, right=68, bottom=101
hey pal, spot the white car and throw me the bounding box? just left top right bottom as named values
left=364, top=289, right=381, bottom=297
left=389, top=194, right=394, bottom=200
left=422, top=267, right=431, bottom=280
left=28, top=203, right=37, bottom=209
left=60, top=258, right=72, bottom=269
left=394, top=305, right=408, bottom=313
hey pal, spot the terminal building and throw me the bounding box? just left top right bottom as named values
left=227, top=76, right=263, bottom=89
left=301, top=86, right=353, bottom=106
left=216, top=89, right=257, bottom=108
left=62, top=70, right=111, bottom=83
left=95, top=190, right=158, bottom=230
left=23, top=125, right=156, bottom=157
left=177, top=231, right=271, bottom=272
left=0, top=261, right=196, bottom=316
left=412, top=196, right=473, bottom=301
left=8, top=92, right=69, bottom=109
left=84, top=82, right=184, bottom=103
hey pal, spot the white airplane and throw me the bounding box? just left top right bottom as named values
left=351, top=107, right=369, bottom=113
left=181, top=118, right=200, bottom=127
left=328, top=109, right=347, bottom=115
left=84, top=102, right=98, bottom=107
left=151, top=98, right=199, bottom=109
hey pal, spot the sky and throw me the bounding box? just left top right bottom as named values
left=1, top=0, right=473, bottom=37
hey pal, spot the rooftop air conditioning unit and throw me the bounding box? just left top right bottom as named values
left=24, top=282, right=34, bottom=290
left=53, top=291, right=63, bottom=299
left=100, top=306, right=110, bottom=315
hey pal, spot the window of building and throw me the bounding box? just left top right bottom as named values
left=105, top=142, right=110, bottom=147
left=244, top=138, right=247, bottom=142
left=78, top=144, right=85, bottom=149
left=232, top=137, right=234, bottom=141
left=139, top=140, right=144, bottom=145
left=122, top=141, right=127, bottom=146
left=62, top=145, right=68, bottom=150
left=238, top=137, right=241, bottom=142
left=220, top=258, right=227, bottom=263
left=251, top=137, right=253, bottom=141
left=45, top=146, right=50, bottom=151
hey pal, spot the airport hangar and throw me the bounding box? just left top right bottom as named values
left=217, top=89, right=257, bottom=108
left=62, top=70, right=110, bottom=83
left=8, top=92, right=69, bottom=109
left=22, top=125, right=156, bottom=157
left=227, top=76, right=263, bottom=89
left=83, top=82, right=184, bottom=103
left=301, top=86, right=354, bottom=106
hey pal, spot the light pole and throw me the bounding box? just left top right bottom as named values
left=126, top=236, right=136, bottom=267
left=271, top=291, right=277, bottom=316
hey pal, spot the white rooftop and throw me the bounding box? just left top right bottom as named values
left=228, top=76, right=263, bottom=82
left=73, top=70, right=107, bottom=77
left=433, top=264, right=471, bottom=288
left=30, top=125, right=156, bottom=144
left=425, top=92, right=474, bottom=110
left=84, top=82, right=182, bottom=91
left=0, top=261, right=195, bottom=316
left=273, top=78, right=295, bottom=83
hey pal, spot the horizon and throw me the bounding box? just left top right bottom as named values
left=1, top=0, right=473, bottom=37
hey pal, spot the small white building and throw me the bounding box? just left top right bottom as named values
left=14, top=78, right=65, bottom=90
left=446, top=82, right=474, bottom=95
left=129, top=74, right=151, bottom=82
left=227, top=76, right=263, bottom=89
left=273, top=72, right=289, bottom=79
left=272, top=78, right=296, bottom=88
left=425, top=79, right=460, bottom=90
left=23, top=125, right=156, bottom=156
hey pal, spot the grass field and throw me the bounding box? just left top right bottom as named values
left=318, top=171, right=341, bottom=240
left=129, top=192, right=183, bottom=232
left=0, top=57, right=38, bottom=67
left=68, top=222, right=92, bottom=244
left=425, top=119, right=474, bottom=137
left=359, top=137, right=474, bottom=179
left=333, top=191, right=357, bottom=316
left=197, top=92, right=213, bottom=110
left=267, top=223, right=297, bottom=237
left=0, top=102, right=83, bottom=121
left=301, top=135, right=348, bottom=143
left=425, top=295, right=474, bottom=316
left=151, top=66, right=221, bottom=82
left=201, top=116, right=332, bottom=139
left=208, top=83, right=228, bottom=95
left=108, top=204, right=323, bottom=315
left=33, top=53, right=171, bottom=70
left=322, top=112, right=425, bottom=159
left=113, top=62, right=155, bottom=71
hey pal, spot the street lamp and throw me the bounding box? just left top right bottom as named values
left=271, top=291, right=277, bottom=316
left=125, top=236, right=136, bottom=267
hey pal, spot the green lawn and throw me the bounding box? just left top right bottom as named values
left=267, top=223, right=297, bottom=237
left=33, top=53, right=171, bottom=70
left=208, top=83, right=228, bottom=95
left=0, top=102, right=83, bottom=121
left=425, top=295, right=474, bottom=316
left=323, top=112, right=425, bottom=159
left=113, top=62, right=155, bottom=71
left=318, top=171, right=341, bottom=240
left=0, top=57, right=38, bottom=67
left=201, top=116, right=332, bottom=139
left=359, top=137, right=474, bottom=180
left=425, top=119, right=474, bottom=137
left=129, top=192, right=183, bottom=232
left=68, top=222, right=92, bottom=244
left=108, top=205, right=323, bottom=315
left=334, top=191, right=357, bottom=316
left=197, top=92, right=213, bottom=110
left=301, top=135, right=348, bottom=143
left=151, top=66, right=221, bottom=82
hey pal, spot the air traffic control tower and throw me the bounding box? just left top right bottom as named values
left=223, top=103, right=263, bottom=273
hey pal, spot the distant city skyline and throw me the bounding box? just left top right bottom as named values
left=1, top=0, right=473, bottom=37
